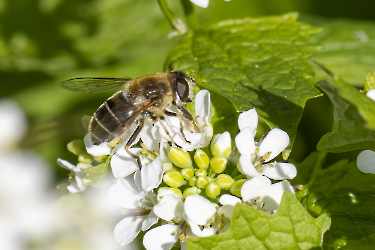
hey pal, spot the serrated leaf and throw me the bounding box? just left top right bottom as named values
left=304, top=17, right=375, bottom=86
left=165, top=13, right=321, bottom=159
left=186, top=192, right=330, bottom=250
left=290, top=151, right=328, bottom=185
left=317, top=78, right=375, bottom=152
left=299, top=161, right=375, bottom=249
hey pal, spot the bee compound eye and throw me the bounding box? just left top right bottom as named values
left=176, top=78, right=190, bottom=102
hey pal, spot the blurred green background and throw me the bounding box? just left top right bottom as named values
left=1, top=0, right=374, bottom=180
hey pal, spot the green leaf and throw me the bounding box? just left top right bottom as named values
left=165, top=13, right=321, bottom=158
left=304, top=16, right=375, bottom=87
left=290, top=151, right=328, bottom=185
left=317, top=77, right=375, bottom=153
left=186, top=192, right=330, bottom=250
left=299, top=161, right=375, bottom=249
left=83, top=162, right=109, bottom=188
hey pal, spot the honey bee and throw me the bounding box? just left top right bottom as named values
left=59, top=71, right=200, bottom=168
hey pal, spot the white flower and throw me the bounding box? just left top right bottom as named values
left=366, top=89, right=375, bottom=101
left=57, top=158, right=87, bottom=193
left=235, top=108, right=296, bottom=180
left=184, top=195, right=217, bottom=237
left=357, top=150, right=375, bottom=174
left=241, top=176, right=295, bottom=211
left=189, top=0, right=231, bottom=8
left=109, top=171, right=160, bottom=246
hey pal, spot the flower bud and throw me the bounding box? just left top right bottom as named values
left=168, top=147, right=192, bottom=168
left=196, top=176, right=209, bottom=189
left=93, top=155, right=107, bottom=163
left=78, top=151, right=94, bottom=163
left=183, top=186, right=201, bottom=198
left=163, top=170, right=185, bottom=188
left=181, top=168, right=194, bottom=180
left=194, top=149, right=209, bottom=169
left=67, top=139, right=85, bottom=156
left=210, top=156, right=227, bottom=174
left=211, top=132, right=231, bottom=159
left=195, top=168, right=207, bottom=177
left=168, top=188, right=183, bottom=199
left=189, top=177, right=197, bottom=186
left=229, top=179, right=247, bottom=198
left=205, top=182, right=221, bottom=198
left=215, top=174, right=235, bottom=189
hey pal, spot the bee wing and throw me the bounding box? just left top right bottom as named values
left=59, top=77, right=132, bottom=93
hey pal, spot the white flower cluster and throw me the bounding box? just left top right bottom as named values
left=58, top=89, right=297, bottom=249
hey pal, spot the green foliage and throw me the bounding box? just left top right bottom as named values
left=165, top=13, right=321, bottom=158
left=317, top=77, right=375, bottom=152
left=364, top=71, right=375, bottom=92
left=299, top=161, right=375, bottom=249
left=305, top=17, right=375, bottom=86
left=186, top=192, right=330, bottom=250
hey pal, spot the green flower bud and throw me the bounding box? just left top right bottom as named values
left=78, top=151, right=94, bottom=163
left=211, top=132, right=232, bottom=159
left=181, top=168, right=194, bottom=180
left=196, top=176, right=209, bottom=189
left=183, top=186, right=201, bottom=198
left=168, top=188, right=183, bottom=199
left=195, top=168, right=207, bottom=177
left=163, top=162, right=173, bottom=172
left=163, top=170, right=185, bottom=188
left=168, top=147, right=192, bottom=168
left=189, top=177, right=197, bottom=186
left=210, top=156, right=227, bottom=174
left=93, top=155, right=107, bottom=163
left=205, top=182, right=221, bottom=198
left=67, top=139, right=85, bottom=156
left=215, top=174, right=235, bottom=189
left=194, top=149, right=209, bottom=169
left=229, top=179, right=247, bottom=198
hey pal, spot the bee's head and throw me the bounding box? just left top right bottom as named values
left=171, top=70, right=195, bottom=104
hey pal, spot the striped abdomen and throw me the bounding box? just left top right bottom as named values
left=89, top=91, right=142, bottom=145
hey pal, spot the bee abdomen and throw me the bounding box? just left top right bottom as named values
left=89, top=91, right=133, bottom=144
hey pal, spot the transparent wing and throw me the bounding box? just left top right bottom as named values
left=59, top=77, right=132, bottom=93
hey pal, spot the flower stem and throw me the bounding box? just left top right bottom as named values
left=179, top=0, right=200, bottom=30
left=157, top=0, right=187, bottom=35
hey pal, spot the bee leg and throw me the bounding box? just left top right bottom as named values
left=152, top=115, right=183, bottom=148
left=164, top=110, right=191, bottom=144
left=125, top=117, right=145, bottom=169
left=176, top=105, right=200, bottom=133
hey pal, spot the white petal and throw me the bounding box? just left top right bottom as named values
left=114, top=216, right=144, bottom=246
left=184, top=195, right=217, bottom=225
left=108, top=177, right=143, bottom=209
left=73, top=168, right=86, bottom=191
left=366, top=89, right=375, bottom=101
left=218, top=205, right=235, bottom=219
left=141, top=156, right=164, bottom=192
left=211, top=132, right=231, bottom=158
left=241, top=176, right=271, bottom=202
left=238, top=108, right=258, bottom=135
left=143, top=224, right=179, bottom=250
left=172, top=130, right=204, bottom=151
left=157, top=188, right=181, bottom=202
left=140, top=122, right=160, bottom=151
left=257, top=128, right=289, bottom=162
left=219, top=194, right=241, bottom=206
left=111, top=147, right=142, bottom=178
left=235, top=127, right=256, bottom=156
left=357, top=150, right=375, bottom=174
left=238, top=155, right=261, bottom=177
left=200, top=123, right=214, bottom=148
left=258, top=162, right=297, bottom=180
left=188, top=220, right=202, bottom=236
left=190, top=0, right=209, bottom=8
left=67, top=181, right=85, bottom=193
left=84, top=134, right=111, bottom=156
left=153, top=195, right=184, bottom=221
left=142, top=210, right=159, bottom=231
left=57, top=158, right=75, bottom=170
left=195, top=90, right=210, bottom=129
left=201, top=227, right=215, bottom=237
left=260, top=180, right=295, bottom=211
